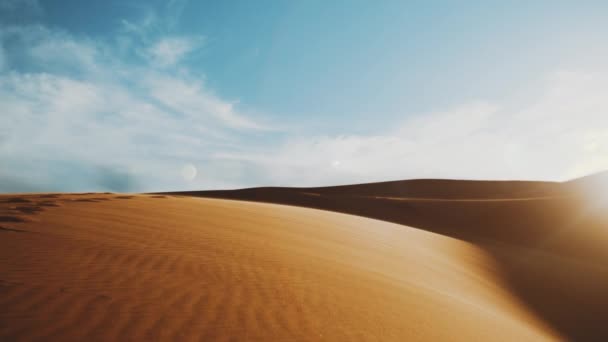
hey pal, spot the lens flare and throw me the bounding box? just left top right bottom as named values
left=180, top=164, right=197, bottom=182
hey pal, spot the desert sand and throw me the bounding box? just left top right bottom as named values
left=2, top=175, right=608, bottom=341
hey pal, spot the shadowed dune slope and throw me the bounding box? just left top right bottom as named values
left=0, top=193, right=557, bottom=341
left=188, top=179, right=563, bottom=201
left=168, top=175, right=608, bottom=341
left=295, top=178, right=562, bottom=199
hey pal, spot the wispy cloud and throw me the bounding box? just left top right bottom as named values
left=217, top=70, right=608, bottom=186
left=0, top=5, right=271, bottom=192
left=146, top=36, right=201, bottom=67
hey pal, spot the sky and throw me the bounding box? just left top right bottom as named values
left=1, top=0, right=608, bottom=192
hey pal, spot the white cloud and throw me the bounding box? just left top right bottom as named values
left=143, top=74, right=268, bottom=130
left=0, top=20, right=269, bottom=192
left=147, top=36, right=200, bottom=67
left=1, top=25, right=106, bottom=76
left=218, top=70, right=608, bottom=186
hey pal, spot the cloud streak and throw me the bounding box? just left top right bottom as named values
left=147, top=36, right=201, bottom=67
left=0, top=7, right=270, bottom=192
left=218, top=71, right=608, bottom=187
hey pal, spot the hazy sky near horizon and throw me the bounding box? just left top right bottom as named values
left=2, top=0, right=608, bottom=192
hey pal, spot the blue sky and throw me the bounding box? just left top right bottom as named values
left=1, top=0, right=608, bottom=192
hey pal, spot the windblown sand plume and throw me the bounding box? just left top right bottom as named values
left=1, top=174, right=608, bottom=340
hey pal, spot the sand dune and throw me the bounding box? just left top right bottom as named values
left=2, top=175, right=608, bottom=340
left=171, top=175, right=608, bottom=341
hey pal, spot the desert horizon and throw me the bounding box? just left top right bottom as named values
left=2, top=173, right=608, bottom=340
left=3, top=1, right=608, bottom=341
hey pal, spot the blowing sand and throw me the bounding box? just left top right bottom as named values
left=1, top=177, right=608, bottom=341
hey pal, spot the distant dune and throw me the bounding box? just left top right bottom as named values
left=2, top=175, right=608, bottom=341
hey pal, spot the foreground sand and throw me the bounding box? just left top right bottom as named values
left=0, top=192, right=558, bottom=341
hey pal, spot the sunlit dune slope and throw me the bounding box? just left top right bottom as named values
left=170, top=175, right=608, bottom=341
left=0, top=193, right=556, bottom=341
